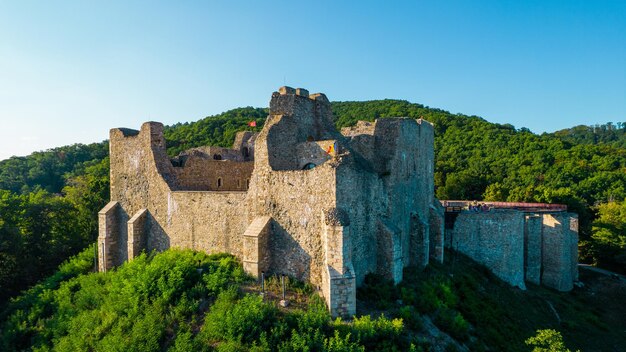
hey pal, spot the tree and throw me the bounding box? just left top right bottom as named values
left=525, top=329, right=579, bottom=352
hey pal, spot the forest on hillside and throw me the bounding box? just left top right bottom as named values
left=1, top=100, right=625, bottom=307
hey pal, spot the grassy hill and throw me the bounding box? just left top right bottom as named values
left=1, top=248, right=624, bottom=351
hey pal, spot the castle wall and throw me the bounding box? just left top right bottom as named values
left=107, top=122, right=253, bottom=264
left=250, top=165, right=337, bottom=286
left=173, top=159, right=253, bottom=191
left=335, top=162, right=385, bottom=285
left=163, top=191, right=249, bottom=256
left=541, top=213, right=577, bottom=292
left=524, top=214, right=543, bottom=285
left=445, top=207, right=578, bottom=291
left=296, top=141, right=333, bottom=169
left=429, top=203, right=445, bottom=263
left=447, top=210, right=527, bottom=289
left=108, top=123, right=175, bottom=264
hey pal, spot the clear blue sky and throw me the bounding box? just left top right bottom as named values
left=1, top=0, right=624, bottom=160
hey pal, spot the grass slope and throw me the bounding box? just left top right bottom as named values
left=2, top=247, right=623, bottom=352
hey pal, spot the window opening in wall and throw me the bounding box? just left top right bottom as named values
left=217, top=178, right=222, bottom=188
left=246, top=179, right=250, bottom=189
left=302, top=163, right=316, bottom=170
left=306, top=135, right=314, bottom=142
left=238, top=179, right=241, bottom=188
left=213, top=154, right=222, bottom=160
left=242, top=147, right=249, bottom=158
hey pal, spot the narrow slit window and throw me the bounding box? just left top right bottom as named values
left=217, top=178, right=222, bottom=188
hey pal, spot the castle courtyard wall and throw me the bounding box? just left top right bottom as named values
left=164, top=191, right=249, bottom=256
left=173, top=159, right=254, bottom=191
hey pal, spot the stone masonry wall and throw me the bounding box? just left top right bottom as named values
left=127, top=208, right=147, bottom=260
left=173, top=159, right=253, bottom=191
left=541, top=213, right=576, bottom=291
left=445, top=208, right=578, bottom=291
left=524, top=214, right=543, bottom=285
left=164, top=191, right=249, bottom=256
left=448, top=210, right=527, bottom=289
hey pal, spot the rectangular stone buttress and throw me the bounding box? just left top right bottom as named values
left=541, top=213, right=574, bottom=291
left=429, top=203, right=445, bottom=264
left=322, top=208, right=356, bottom=318
left=378, top=219, right=404, bottom=284
left=127, top=209, right=148, bottom=260
left=242, top=216, right=272, bottom=277
left=524, top=214, right=543, bottom=285
left=98, top=201, right=120, bottom=272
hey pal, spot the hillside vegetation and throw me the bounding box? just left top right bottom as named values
left=1, top=248, right=624, bottom=351
left=0, top=99, right=625, bottom=307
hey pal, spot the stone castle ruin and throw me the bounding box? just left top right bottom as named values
left=98, top=87, right=578, bottom=317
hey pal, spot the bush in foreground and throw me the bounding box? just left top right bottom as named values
left=0, top=249, right=414, bottom=351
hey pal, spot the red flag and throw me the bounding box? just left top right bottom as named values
left=326, top=143, right=335, bottom=155
left=248, top=121, right=257, bottom=127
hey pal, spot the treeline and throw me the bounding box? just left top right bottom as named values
left=551, top=122, right=626, bottom=149
left=0, top=100, right=624, bottom=306
left=0, top=157, right=109, bottom=304
left=0, top=142, right=108, bottom=194
left=164, top=107, right=267, bottom=156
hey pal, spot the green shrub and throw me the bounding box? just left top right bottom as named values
left=434, top=307, right=469, bottom=341
left=398, top=305, right=422, bottom=331
left=525, top=329, right=579, bottom=352
left=356, top=274, right=398, bottom=309
left=324, top=331, right=365, bottom=352
left=415, top=276, right=458, bottom=314
left=351, top=314, right=404, bottom=350
left=0, top=250, right=247, bottom=352
left=200, top=288, right=277, bottom=344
